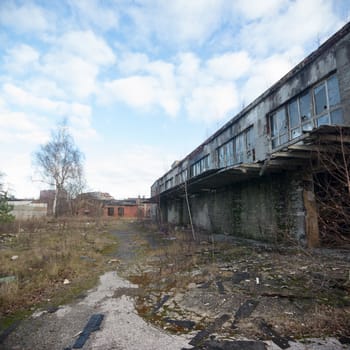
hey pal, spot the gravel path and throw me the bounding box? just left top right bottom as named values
left=2, top=271, right=192, bottom=350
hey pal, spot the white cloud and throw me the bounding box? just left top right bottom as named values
left=0, top=108, right=47, bottom=144
left=0, top=2, right=51, bottom=33
left=238, top=0, right=343, bottom=55
left=23, top=78, right=66, bottom=100
left=0, top=151, right=40, bottom=198
left=68, top=0, right=119, bottom=31
left=205, top=51, right=252, bottom=80
left=186, top=83, right=238, bottom=123
left=58, top=30, right=116, bottom=66
left=86, top=144, right=176, bottom=198
left=101, top=55, right=180, bottom=116
left=126, top=0, right=226, bottom=46
left=101, top=50, right=251, bottom=123
left=118, top=52, right=150, bottom=75
left=241, top=48, right=304, bottom=104
left=176, top=52, right=201, bottom=79
left=4, top=44, right=40, bottom=74
left=102, top=76, right=158, bottom=108
left=41, top=53, right=99, bottom=99
left=2, top=83, right=96, bottom=140
left=233, top=0, right=287, bottom=20
left=38, top=30, right=116, bottom=99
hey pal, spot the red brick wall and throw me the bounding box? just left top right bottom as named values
left=103, top=205, right=140, bottom=218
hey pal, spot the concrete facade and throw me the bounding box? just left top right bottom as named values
left=151, top=22, right=350, bottom=247
left=9, top=201, right=47, bottom=220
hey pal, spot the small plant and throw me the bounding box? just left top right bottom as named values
left=0, top=191, right=14, bottom=223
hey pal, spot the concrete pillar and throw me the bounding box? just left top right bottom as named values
left=303, top=173, right=320, bottom=248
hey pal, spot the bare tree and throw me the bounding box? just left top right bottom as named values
left=34, top=123, right=85, bottom=217
left=312, top=127, right=350, bottom=246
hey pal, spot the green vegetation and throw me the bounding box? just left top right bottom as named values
left=0, top=192, right=14, bottom=224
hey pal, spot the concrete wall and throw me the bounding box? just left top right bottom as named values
left=162, top=171, right=305, bottom=244
left=9, top=201, right=47, bottom=220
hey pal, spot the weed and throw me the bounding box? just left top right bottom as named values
left=0, top=217, right=119, bottom=333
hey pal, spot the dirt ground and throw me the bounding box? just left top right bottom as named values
left=112, top=222, right=350, bottom=347
left=1, top=221, right=350, bottom=349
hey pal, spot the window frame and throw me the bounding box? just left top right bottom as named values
left=270, top=74, right=343, bottom=149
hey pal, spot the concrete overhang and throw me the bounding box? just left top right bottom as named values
left=153, top=125, right=350, bottom=200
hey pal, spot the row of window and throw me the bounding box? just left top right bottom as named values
left=156, top=74, right=344, bottom=193
left=217, top=126, right=254, bottom=168
left=158, top=127, right=255, bottom=190
left=107, top=207, right=124, bottom=217
left=270, top=74, right=343, bottom=148
left=190, top=155, right=210, bottom=177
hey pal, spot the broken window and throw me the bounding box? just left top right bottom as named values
left=107, top=207, right=114, bottom=216
left=314, top=83, right=328, bottom=115
left=271, top=74, right=343, bottom=149
left=288, top=99, right=301, bottom=139
left=218, top=140, right=233, bottom=167
left=299, top=92, right=313, bottom=131
left=191, top=155, right=210, bottom=177
left=226, top=141, right=234, bottom=166
left=234, top=133, right=245, bottom=164
left=118, top=207, right=124, bottom=217
left=245, top=126, right=255, bottom=162
left=165, top=177, right=173, bottom=189
left=217, top=127, right=255, bottom=167
left=328, top=75, right=341, bottom=106
left=271, top=107, right=288, bottom=148
left=287, top=91, right=312, bottom=140
left=314, top=75, right=343, bottom=127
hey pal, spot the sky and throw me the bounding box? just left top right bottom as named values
left=1, top=0, right=350, bottom=199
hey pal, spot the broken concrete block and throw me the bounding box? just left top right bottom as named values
left=72, top=313, right=104, bottom=349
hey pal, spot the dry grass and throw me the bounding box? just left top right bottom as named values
left=0, top=217, right=118, bottom=330
left=124, top=224, right=350, bottom=338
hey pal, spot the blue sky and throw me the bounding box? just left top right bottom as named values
left=1, top=0, right=350, bottom=199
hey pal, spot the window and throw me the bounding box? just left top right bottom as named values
left=190, top=155, right=210, bottom=178
left=107, top=207, right=114, bottom=216
left=270, top=74, right=343, bottom=149
left=271, top=108, right=288, bottom=148
left=218, top=140, right=234, bottom=168
left=245, top=126, right=255, bottom=162
left=217, top=126, right=255, bottom=167
left=287, top=91, right=313, bottom=141
left=118, top=207, right=124, bottom=217
left=234, top=132, right=244, bottom=164
left=165, top=177, right=173, bottom=189
left=314, top=75, right=343, bottom=127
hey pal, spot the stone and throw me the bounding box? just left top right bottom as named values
left=0, top=276, right=16, bottom=284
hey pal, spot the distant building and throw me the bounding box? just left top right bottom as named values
left=9, top=200, right=47, bottom=220
left=75, top=193, right=153, bottom=219
left=102, top=198, right=152, bottom=219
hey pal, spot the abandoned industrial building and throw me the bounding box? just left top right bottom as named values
left=151, top=22, right=350, bottom=248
